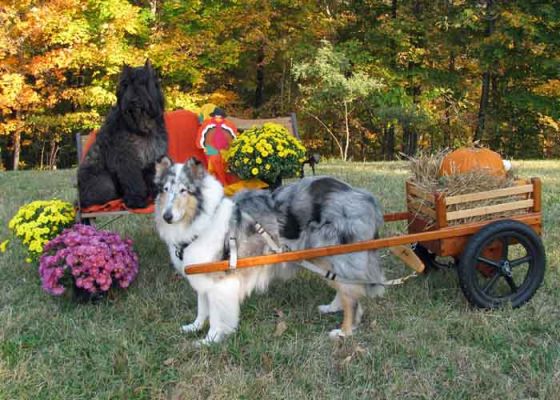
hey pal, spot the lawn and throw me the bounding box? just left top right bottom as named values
left=1, top=160, right=559, bottom=399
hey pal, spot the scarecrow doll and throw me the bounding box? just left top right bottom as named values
left=196, top=107, right=238, bottom=186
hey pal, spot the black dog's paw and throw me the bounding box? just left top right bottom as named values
left=123, top=194, right=148, bottom=209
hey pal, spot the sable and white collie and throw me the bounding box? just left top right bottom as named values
left=154, top=156, right=386, bottom=345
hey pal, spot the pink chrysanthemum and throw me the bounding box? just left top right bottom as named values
left=39, top=224, right=139, bottom=296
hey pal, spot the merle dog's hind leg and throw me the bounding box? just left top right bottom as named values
left=78, top=166, right=119, bottom=207
left=318, top=292, right=343, bottom=314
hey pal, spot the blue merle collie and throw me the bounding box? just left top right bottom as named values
left=78, top=60, right=167, bottom=208
left=154, top=157, right=386, bottom=345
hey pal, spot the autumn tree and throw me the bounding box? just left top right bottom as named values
left=294, top=41, right=384, bottom=161
left=0, top=0, right=149, bottom=169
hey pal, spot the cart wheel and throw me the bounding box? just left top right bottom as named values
left=457, top=220, right=545, bottom=309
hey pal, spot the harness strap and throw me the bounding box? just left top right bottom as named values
left=175, top=235, right=198, bottom=261
left=239, top=212, right=418, bottom=287
left=175, top=195, right=225, bottom=262
left=228, top=237, right=238, bottom=270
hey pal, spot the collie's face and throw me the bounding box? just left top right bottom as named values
left=154, top=157, right=205, bottom=225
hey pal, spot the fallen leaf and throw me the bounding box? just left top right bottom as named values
left=274, top=320, right=287, bottom=337
left=341, top=355, right=353, bottom=366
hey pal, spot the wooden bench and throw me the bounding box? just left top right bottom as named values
left=229, top=113, right=300, bottom=138
left=75, top=111, right=301, bottom=225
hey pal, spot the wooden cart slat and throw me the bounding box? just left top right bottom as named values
left=446, top=199, right=534, bottom=221
left=407, top=198, right=437, bottom=219
left=406, top=181, right=435, bottom=203
left=185, top=212, right=541, bottom=275
left=445, top=183, right=533, bottom=205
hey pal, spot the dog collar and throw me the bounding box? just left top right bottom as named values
left=175, top=236, right=198, bottom=261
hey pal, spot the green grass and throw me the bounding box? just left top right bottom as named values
left=1, top=160, right=559, bottom=399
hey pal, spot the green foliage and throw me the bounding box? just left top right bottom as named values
left=0, top=0, right=559, bottom=168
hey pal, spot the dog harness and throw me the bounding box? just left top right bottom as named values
left=174, top=195, right=225, bottom=261
left=174, top=237, right=198, bottom=261
left=227, top=211, right=418, bottom=287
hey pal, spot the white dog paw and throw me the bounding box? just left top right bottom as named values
left=181, top=321, right=203, bottom=334
left=318, top=304, right=340, bottom=314
left=193, top=338, right=212, bottom=348
left=193, top=331, right=225, bottom=347
left=328, top=329, right=346, bottom=340
left=318, top=304, right=332, bottom=314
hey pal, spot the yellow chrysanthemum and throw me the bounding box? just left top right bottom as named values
left=251, top=167, right=259, bottom=175
left=8, top=199, right=75, bottom=260
left=0, top=240, right=9, bottom=253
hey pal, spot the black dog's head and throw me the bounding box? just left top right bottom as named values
left=117, top=60, right=165, bottom=133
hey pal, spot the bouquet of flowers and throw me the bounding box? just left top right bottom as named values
left=39, top=224, right=139, bottom=298
left=8, top=199, right=75, bottom=261
left=224, top=122, right=307, bottom=184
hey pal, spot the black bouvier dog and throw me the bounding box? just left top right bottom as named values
left=78, top=60, right=168, bottom=209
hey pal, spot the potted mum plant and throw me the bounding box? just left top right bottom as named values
left=8, top=199, right=75, bottom=262
left=224, top=122, right=307, bottom=189
left=39, top=224, right=139, bottom=302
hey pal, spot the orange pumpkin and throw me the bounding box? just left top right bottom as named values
left=439, top=147, right=506, bottom=177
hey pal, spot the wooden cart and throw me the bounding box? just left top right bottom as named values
left=185, top=177, right=545, bottom=309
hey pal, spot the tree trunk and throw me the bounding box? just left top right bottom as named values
left=443, top=53, right=456, bottom=147
left=12, top=129, right=21, bottom=171
left=48, top=139, right=59, bottom=170
left=254, top=44, right=265, bottom=109
left=384, top=125, right=395, bottom=160
left=475, top=0, right=495, bottom=141
left=343, top=101, right=350, bottom=161
left=475, top=71, right=491, bottom=141
left=489, top=74, right=501, bottom=150
left=280, top=60, right=286, bottom=114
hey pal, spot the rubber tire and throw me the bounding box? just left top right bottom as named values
left=457, top=220, right=545, bottom=309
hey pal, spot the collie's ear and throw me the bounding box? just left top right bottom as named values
left=155, top=155, right=173, bottom=182
left=183, top=157, right=205, bottom=181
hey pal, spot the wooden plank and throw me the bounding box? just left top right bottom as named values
left=445, top=184, right=533, bottom=205
left=406, top=181, right=435, bottom=203
left=531, top=177, right=542, bottom=213
left=384, top=212, right=409, bottom=222
left=407, top=198, right=437, bottom=219
left=434, top=192, right=448, bottom=228
left=446, top=199, right=534, bottom=221
left=228, top=116, right=295, bottom=136
left=389, top=245, right=425, bottom=273
left=407, top=216, right=441, bottom=255
left=184, top=213, right=541, bottom=275
left=81, top=210, right=131, bottom=218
